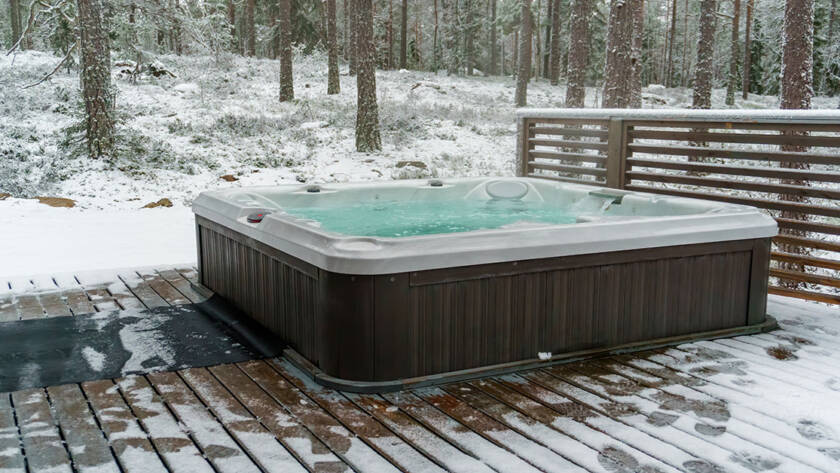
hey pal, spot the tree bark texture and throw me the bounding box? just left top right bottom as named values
left=603, top=0, right=641, bottom=108
left=400, top=0, right=408, bottom=68
left=279, top=0, right=294, bottom=101
left=355, top=0, right=382, bottom=151
left=565, top=0, right=591, bottom=107
left=778, top=0, right=815, bottom=283
left=549, top=0, right=561, bottom=85
left=692, top=0, right=716, bottom=109
left=9, top=0, right=22, bottom=48
left=245, top=0, right=255, bottom=56
left=515, top=0, right=532, bottom=106
left=327, top=0, right=340, bottom=94
left=77, top=0, right=115, bottom=158
left=725, top=0, right=741, bottom=105
left=489, top=0, right=497, bottom=75
left=742, top=0, right=753, bottom=99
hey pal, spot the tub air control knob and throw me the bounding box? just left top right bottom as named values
left=247, top=211, right=271, bottom=223
left=306, top=185, right=321, bottom=193
left=429, top=179, right=444, bottom=187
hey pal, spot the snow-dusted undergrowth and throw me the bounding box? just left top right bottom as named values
left=3, top=49, right=836, bottom=209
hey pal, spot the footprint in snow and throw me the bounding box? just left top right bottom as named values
left=797, top=419, right=835, bottom=441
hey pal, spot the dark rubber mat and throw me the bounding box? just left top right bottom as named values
left=0, top=297, right=281, bottom=392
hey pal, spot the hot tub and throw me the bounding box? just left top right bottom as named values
left=192, top=177, right=777, bottom=391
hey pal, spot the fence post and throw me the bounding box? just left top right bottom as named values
left=605, top=118, right=626, bottom=189
left=516, top=116, right=532, bottom=177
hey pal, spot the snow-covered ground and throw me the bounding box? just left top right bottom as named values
left=1, top=50, right=838, bottom=278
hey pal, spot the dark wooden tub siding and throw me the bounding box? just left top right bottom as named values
left=196, top=218, right=770, bottom=383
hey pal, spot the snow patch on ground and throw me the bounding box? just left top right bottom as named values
left=82, top=346, right=106, bottom=372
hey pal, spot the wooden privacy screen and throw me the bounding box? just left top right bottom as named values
left=517, top=110, right=840, bottom=305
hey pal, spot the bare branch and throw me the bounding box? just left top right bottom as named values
left=22, top=42, right=78, bottom=89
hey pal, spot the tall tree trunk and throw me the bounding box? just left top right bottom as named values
left=465, top=0, right=475, bottom=75
left=666, top=0, right=677, bottom=87
left=549, top=0, right=561, bottom=85
left=742, top=0, right=753, bottom=99
left=514, top=0, right=532, bottom=106
left=442, top=0, right=458, bottom=74
left=279, top=0, right=294, bottom=101
left=603, top=0, right=636, bottom=108
left=77, top=0, right=115, bottom=158
left=629, top=0, right=644, bottom=108
left=778, top=0, right=814, bottom=286
left=269, top=1, right=279, bottom=58
left=692, top=0, right=716, bottom=109
left=349, top=0, right=358, bottom=74
left=489, top=0, right=497, bottom=75
left=725, top=0, right=741, bottom=105
left=227, top=0, right=237, bottom=52
left=9, top=0, right=22, bottom=48
left=433, top=0, right=439, bottom=70
left=245, top=0, right=256, bottom=56
left=355, top=0, right=381, bottom=151
left=173, top=0, right=183, bottom=55
left=327, top=0, right=340, bottom=93
left=681, top=0, right=689, bottom=86
left=543, top=0, right=552, bottom=77
left=565, top=0, right=591, bottom=107
left=534, top=0, right=541, bottom=78
left=400, top=0, right=408, bottom=68
left=388, top=0, right=394, bottom=68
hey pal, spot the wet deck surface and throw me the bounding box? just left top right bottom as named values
left=1, top=272, right=839, bottom=472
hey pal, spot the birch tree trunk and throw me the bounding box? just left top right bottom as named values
left=549, top=0, right=561, bottom=85
left=692, top=0, right=716, bottom=109
left=742, top=0, right=753, bottom=99
left=603, top=0, right=636, bottom=108
left=327, top=0, right=340, bottom=94
left=725, top=0, right=741, bottom=105
left=565, top=0, right=591, bottom=107
left=77, top=0, right=115, bottom=158
left=355, top=0, right=382, bottom=151
left=514, top=0, right=532, bottom=106
left=778, top=0, right=814, bottom=285
left=279, top=0, right=294, bottom=101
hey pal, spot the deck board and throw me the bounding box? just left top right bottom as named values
left=0, top=273, right=839, bottom=472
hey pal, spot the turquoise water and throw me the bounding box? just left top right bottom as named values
left=283, top=199, right=577, bottom=237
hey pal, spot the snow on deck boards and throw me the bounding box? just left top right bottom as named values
left=0, top=266, right=202, bottom=321
left=0, top=293, right=839, bottom=472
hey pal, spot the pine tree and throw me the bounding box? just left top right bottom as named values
left=742, top=0, right=754, bottom=99
left=227, top=0, right=237, bottom=52
left=355, top=0, right=381, bottom=151
left=349, top=0, right=358, bottom=74
left=548, top=0, right=561, bottom=85
left=692, top=0, right=717, bottom=109
left=400, top=0, right=408, bottom=68
left=666, top=0, right=677, bottom=87
left=489, top=0, right=498, bottom=75
left=77, top=0, right=115, bottom=158
left=565, top=0, right=591, bottom=107
left=327, top=0, right=340, bottom=94
left=778, top=0, right=815, bottom=285
left=515, top=0, right=532, bottom=106
left=603, top=0, right=640, bottom=108
left=725, top=0, right=741, bottom=105
left=245, top=0, right=256, bottom=56
left=279, top=0, right=294, bottom=101
left=629, top=0, right=644, bottom=108
left=9, top=0, right=22, bottom=48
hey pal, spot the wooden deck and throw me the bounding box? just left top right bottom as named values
left=1, top=271, right=839, bottom=472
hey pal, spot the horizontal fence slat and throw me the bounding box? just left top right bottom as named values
left=526, top=173, right=605, bottom=186
left=629, top=129, right=840, bottom=147
left=626, top=158, right=840, bottom=183
left=772, top=251, right=840, bottom=271
left=626, top=171, right=840, bottom=201
left=769, top=268, right=840, bottom=289
left=624, top=184, right=840, bottom=219
left=775, top=218, right=840, bottom=236
left=527, top=117, right=610, bottom=126
left=628, top=144, right=840, bottom=165
left=624, top=119, right=840, bottom=132
left=531, top=127, right=609, bottom=138
left=773, top=235, right=840, bottom=253
left=768, top=285, right=840, bottom=305
left=529, top=162, right=607, bottom=177
left=529, top=151, right=607, bottom=164
left=530, top=139, right=609, bottom=151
